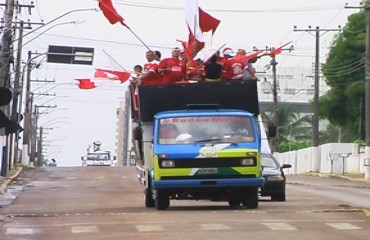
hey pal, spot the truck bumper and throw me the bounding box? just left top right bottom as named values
left=152, top=177, right=264, bottom=189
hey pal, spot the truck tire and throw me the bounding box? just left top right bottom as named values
left=242, top=187, right=258, bottom=209
left=228, top=199, right=241, bottom=208
left=155, top=190, right=170, bottom=210
left=144, top=188, right=155, bottom=208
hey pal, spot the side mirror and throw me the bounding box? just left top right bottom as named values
left=267, top=123, right=276, bottom=138
left=134, top=126, right=142, bottom=141
left=113, top=156, right=117, bottom=160
left=281, top=164, right=292, bottom=169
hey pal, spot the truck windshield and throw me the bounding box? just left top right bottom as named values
left=158, top=116, right=255, bottom=145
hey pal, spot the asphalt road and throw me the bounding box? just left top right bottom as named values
left=0, top=166, right=369, bottom=240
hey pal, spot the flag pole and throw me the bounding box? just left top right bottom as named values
left=102, top=49, right=128, bottom=71
left=122, top=22, right=151, bottom=51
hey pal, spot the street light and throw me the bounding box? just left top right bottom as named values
left=13, top=7, right=97, bottom=42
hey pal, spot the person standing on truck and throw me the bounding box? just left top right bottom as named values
left=243, top=57, right=260, bottom=81
left=158, top=47, right=186, bottom=84
left=141, top=50, right=162, bottom=85
left=222, top=48, right=245, bottom=81
left=204, top=54, right=223, bottom=82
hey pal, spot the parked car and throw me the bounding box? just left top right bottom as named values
left=260, top=153, right=291, bottom=201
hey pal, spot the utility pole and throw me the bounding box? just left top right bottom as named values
left=9, top=21, right=24, bottom=168
left=0, top=0, right=15, bottom=176
left=293, top=25, right=340, bottom=171
left=270, top=55, right=279, bottom=153
left=365, top=6, right=370, bottom=179
left=348, top=3, right=370, bottom=180
left=253, top=45, right=293, bottom=153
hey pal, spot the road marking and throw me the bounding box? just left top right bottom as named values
left=136, top=224, right=164, bottom=232
left=71, top=226, right=99, bottom=233
left=262, top=223, right=297, bottom=230
left=201, top=223, right=231, bottom=230
left=5, top=228, right=33, bottom=235
left=93, top=176, right=105, bottom=179
left=65, top=177, right=78, bottom=180
left=325, top=223, right=361, bottom=230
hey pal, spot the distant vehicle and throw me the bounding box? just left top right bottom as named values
left=81, top=151, right=116, bottom=167
left=260, top=153, right=291, bottom=201
left=48, top=159, right=57, bottom=167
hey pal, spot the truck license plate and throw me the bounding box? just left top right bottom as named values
left=197, top=168, right=218, bottom=174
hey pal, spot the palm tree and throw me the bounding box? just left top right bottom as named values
left=261, top=105, right=312, bottom=150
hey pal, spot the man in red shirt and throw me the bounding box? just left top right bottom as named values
left=158, top=47, right=186, bottom=84
left=221, top=48, right=245, bottom=80
left=141, top=50, right=162, bottom=85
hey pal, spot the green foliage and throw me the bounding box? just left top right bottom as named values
left=320, top=8, right=366, bottom=143
left=279, top=140, right=311, bottom=153
left=262, top=106, right=312, bottom=152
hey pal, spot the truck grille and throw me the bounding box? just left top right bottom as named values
left=161, top=175, right=256, bottom=180
left=159, top=157, right=256, bottom=168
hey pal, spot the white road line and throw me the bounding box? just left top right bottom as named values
left=325, top=223, right=362, bottom=230
left=262, top=223, right=297, bottom=230
left=136, top=224, right=164, bottom=232
left=71, top=226, right=99, bottom=233
left=201, top=223, right=231, bottom=230
left=5, top=228, right=34, bottom=235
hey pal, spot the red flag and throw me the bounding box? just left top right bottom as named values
left=199, top=7, right=220, bottom=34
left=95, top=68, right=131, bottom=83
left=185, top=1, right=220, bottom=58
left=235, top=50, right=264, bottom=65
left=98, top=0, right=126, bottom=26
left=75, top=79, right=96, bottom=90
left=269, top=41, right=293, bottom=57
left=176, top=39, right=196, bottom=67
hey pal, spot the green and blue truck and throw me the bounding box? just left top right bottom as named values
left=131, top=80, right=273, bottom=210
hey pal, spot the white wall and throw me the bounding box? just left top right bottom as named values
left=276, top=143, right=366, bottom=175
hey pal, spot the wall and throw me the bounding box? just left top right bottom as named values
left=276, top=143, right=366, bottom=175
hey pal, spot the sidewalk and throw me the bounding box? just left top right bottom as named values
left=0, top=167, right=23, bottom=194
left=306, top=172, right=369, bottom=183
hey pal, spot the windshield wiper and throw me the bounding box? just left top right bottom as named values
left=195, top=138, right=222, bottom=143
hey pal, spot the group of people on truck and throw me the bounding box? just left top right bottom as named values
left=130, top=47, right=260, bottom=86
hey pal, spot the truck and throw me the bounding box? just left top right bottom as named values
left=130, top=80, right=273, bottom=210
left=81, top=141, right=116, bottom=167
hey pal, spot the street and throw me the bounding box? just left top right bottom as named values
left=0, top=166, right=369, bottom=240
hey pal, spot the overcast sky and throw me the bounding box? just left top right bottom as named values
left=17, top=0, right=361, bottom=166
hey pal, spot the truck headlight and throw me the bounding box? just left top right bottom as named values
left=241, top=158, right=255, bottom=166
left=161, top=160, right=175, bottom=168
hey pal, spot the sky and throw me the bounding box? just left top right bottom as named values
left=11, top=0, right=362, bottom=166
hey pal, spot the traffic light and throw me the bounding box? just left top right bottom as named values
left=0, top=87, right=23, bottom=135
left=0, top=87, right=12, bottom=128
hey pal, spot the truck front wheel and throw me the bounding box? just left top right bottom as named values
left=144, top=188, right=155, bottom=208
left=242, top=187, right=259, bottom=209
left=154, top=190, right=170, bottom=210
left=228, top=199, right=241, bottom=208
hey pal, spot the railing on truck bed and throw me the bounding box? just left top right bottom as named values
left=130, top=81, right=260, bottom=122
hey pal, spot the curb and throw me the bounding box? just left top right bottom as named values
left=0, top=167, right=23, bottom=194
left=305, top=172, right=369, bottom=182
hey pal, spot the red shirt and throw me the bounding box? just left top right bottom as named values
left=158, top=57, right=186, bottom=84
left=187, top=63, right=205, bottom=81
left=222, top=57, right=245, bottom=80
left=142, top=60, right=162, bottom=85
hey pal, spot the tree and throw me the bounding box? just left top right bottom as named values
left=320, top=7, right=366, bottom=142
left=261, top=105, right=312, bottom=152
